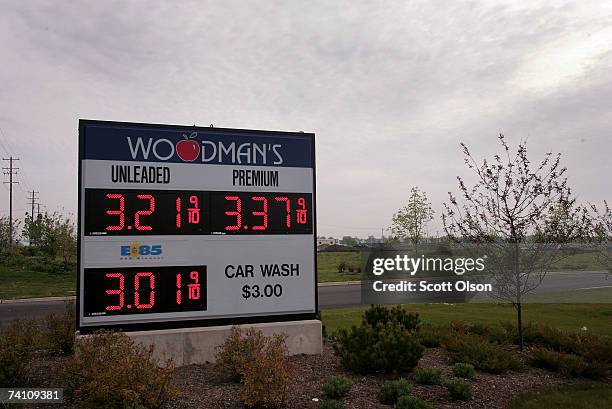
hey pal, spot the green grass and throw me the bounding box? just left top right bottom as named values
left=317, top=252, right=363, bottom=282
left=549, top=251, right=606, bottom=272
left=0, top=263, right=75, bottom=299
left=509, top=384, right=612, bottom=409
left=318, top=250, right=608, bottom=284
left=321, top=303, right=612, bottom=337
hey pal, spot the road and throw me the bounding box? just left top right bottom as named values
left=0, top=271, right=609, bottom=326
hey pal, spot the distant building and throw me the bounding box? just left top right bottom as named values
left=318, top=243, right=362, bottom=253
left=317, top=237, right=338, bottom=247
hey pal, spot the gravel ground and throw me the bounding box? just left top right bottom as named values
left=168, top=343, right=609, bottom=409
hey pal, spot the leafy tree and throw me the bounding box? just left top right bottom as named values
left=443, top=134, right=592, bottom=349
left=391, top=187, right=434, bottom=253
left=589, top=201, right=611, bottom=275
left=22, top=211, right=76, bottom=265
left=0, top=216, right=20, bottom=254
left=535, top=195, right=592, bottom=243
left=341, top=236, right=358, bottom=246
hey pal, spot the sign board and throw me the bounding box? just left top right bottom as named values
left=77, top=120, right=317, bottom=331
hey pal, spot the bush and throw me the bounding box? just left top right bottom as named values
left=380, top=378, right=412, bottom=405
left=240, top=335, right=291, bottom=408
left=0, top=319, right=41, bottom=386
left=452, top=363, right=475, bottom=379
left=319, top=400, right=345, bottom=409
left=40, top=301, right=75, bottom=355
left=520, top=323, right=610, bottom=354
left=333, top=322, right=424, bottom=374
left=214, top=326, right=266, bottom=381
left=444, top=333, right=522, bottom=374
left=322, top=376, right=352, bottom=400
left=417, top=325, right=453, bottom=347
left=414, top=367, right=442, bottom=385
left=59, top=330, right=176, bottom=408
left=450, top=321, right=511, bottom=344
left=530, top=348, right=609, bottom=379
left=214, top=326, right=291, bottom=408
left=363, top=305, right=420, bottom=331
left=396, top=395, right=433, bottom=409
left=445, top=378, right=472, bottom=401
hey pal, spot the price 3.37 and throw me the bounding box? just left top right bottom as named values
left=242, top=284, right=283, bottom=299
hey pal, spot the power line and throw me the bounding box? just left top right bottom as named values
left=2, top=156, right=19, bottom=246
left=0, top=127, right=34, bottom=193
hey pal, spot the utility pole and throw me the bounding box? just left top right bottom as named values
left=2, top=157, right=19, bottom=246
left=27, top=190, right=39, bottom=246
left=27, top=190, right=39, bottom=223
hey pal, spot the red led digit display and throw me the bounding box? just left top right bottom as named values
left=84, top=266, right=207, bottom=316
left=105, top=194, right=125, bottom=231
left=84, top=189, right=312, bottom=235
left=208, top=192, right=312, bottom=234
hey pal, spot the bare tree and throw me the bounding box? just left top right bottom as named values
left=442, top=134, right=591, bottom=349
left=391, top=187, right=434, bottom=253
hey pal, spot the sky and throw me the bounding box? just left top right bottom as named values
left=0, top=0, right=610, bottom=238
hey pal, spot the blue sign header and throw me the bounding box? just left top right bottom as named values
left=80, top=121, right=314, bottom=168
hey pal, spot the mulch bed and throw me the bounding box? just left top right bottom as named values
left=169, top=343, right=608, bottom=409
left=26, top=342, right=611, bottom=408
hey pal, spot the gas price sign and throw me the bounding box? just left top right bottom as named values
left=77, top=120, right=316, bottom=331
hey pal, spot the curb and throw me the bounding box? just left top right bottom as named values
left=318, top=281, right=361, bottom=287
left=0, top=296, right=76, bottom=304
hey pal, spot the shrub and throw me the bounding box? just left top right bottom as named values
left=510, top=323, right=612, bottom=377
left=319, top=400, right=345, bottom=409
left=363, top=305, right=420, bottom=331
left=214, top=326, right=291, bottom=408
left=444, top=333, right=522, bottom=374
left=214, top=326, right=266, bottom=381
left=322, top=376, right=352, bottom=400
left=0, top=319, right=41, bottom=386
left=530, top=348, right=609, bottom=379
left=40, top=301, right=75, bottom=355
left=380, top=378, right=412, bottom=405
left=59, top=330, right=176, bottom=408
left=447, top=320, right=512, bottom=344
left=396, top=395, right=433, bottom=409
left=414, top=367, right=442, bottom=385
left=333, top=322, right=424, bottom=374
left=417, top=325, right=453, bottom=347
left=445, top=378, right=472, bottom=401
left=240, top=334, right=291, bottom=408
left=452, top=363, right=475, bottom=379
left=519, top=323, right=578, bottom=352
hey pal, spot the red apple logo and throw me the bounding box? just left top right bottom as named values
left=176, top=132, right=200, bottom=162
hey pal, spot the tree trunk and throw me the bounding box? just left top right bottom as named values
left=515, top=302, right=524, bottom=350
left=512, top=241, right=524, bottom=350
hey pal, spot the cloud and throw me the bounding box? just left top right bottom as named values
left=0, top=0, right=610, bottom=236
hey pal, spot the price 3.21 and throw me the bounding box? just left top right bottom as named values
left=241, top=284, right=283, bottom=300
